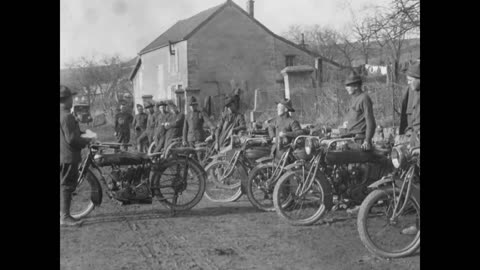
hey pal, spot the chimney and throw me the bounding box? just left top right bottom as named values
left=246, top=0, right=254, bottom=17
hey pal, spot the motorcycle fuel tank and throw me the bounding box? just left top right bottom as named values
left=94, top=151, right=149, bottom=166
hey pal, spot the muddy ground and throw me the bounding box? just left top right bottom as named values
left=60, top=194, right=419, bottom=270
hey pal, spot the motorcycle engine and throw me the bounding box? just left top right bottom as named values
left=332, top=164, right=368, bottom=203
left=109, top=165, right=150, bottom=190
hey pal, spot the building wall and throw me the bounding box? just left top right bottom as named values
left=133, top=41, right=188, bottom=110
left=187, top=4, right=317, bottom=116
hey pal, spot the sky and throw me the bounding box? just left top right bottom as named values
left=60, top=0, right=390, bottom=68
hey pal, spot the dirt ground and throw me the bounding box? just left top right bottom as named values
left=60, top=194, right=420, bottom=270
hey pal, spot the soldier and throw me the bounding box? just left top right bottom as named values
left=399, top=61, right=420, bottom=147
left=132, top=104, right=149, bottom=152
left=114, top=104, right=134, bottom=150
left=60, top=85, right=92, bottom=226
left=152, top=100, right=170, bottom=153
left=182, top=96, right=215, bottom=147
left=154, top=100, right=185, bottom=153
left=343, top=73, right=376, bottom=151
left=135, top=101, right=155, bottom=152
left=215, top=94, right=247, bottom=150
left=268, top=98, right=305, bottom=158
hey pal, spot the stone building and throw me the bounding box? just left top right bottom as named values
left=129, top=0, right=341, bottom=117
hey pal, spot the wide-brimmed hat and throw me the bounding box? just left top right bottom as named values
left=344, top=73, right=362, bottom=86
left=407, top=61, right=420, bottom=79
left=224, top=94, right=239, bottom=107
left=189, top=96, right=199, bottom=105
left=276, top=98, right=295, bottom=112
left=156, top=100, right=167, bottom=107
left=60, top=85, right=77, bottom=98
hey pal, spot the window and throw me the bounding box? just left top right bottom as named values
left=168, top=46, right=179, bottom=74
left=285, top=55, right=295, bottom=67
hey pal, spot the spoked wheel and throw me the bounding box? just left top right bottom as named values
left=246, top=163, right=280, bottom=212
left=273, top=170, right=333, bottom=226
left=204, top=160, right=245, bottom=203
left=163, top=140, right=182, bottom=159
left=68, top=168, right=101, bottom=219
left=357, top=188, right=420, bottom=258
left=151, top=158, right=206, bottom=211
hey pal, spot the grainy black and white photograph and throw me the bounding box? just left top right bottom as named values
left=60, top=0, right=420, bottom=269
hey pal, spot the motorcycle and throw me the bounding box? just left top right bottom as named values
left=357, top=139, right=420, bottom=258
left=68, top=141, right=206, bottom=219
left=273, top=135, right=393, bottom=226
left=204, top=132, right=272, bottom=203
left=246, top=135, right=315, bottom=211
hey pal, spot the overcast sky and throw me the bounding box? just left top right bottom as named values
left=60, top=0, right=390, bottom=68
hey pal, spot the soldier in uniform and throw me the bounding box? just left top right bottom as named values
left=152, top=100, right=170, bottom=153
left=135, top=102, right=155, bottom=152
left=268, top=98, right=305, bottom=159
left=132, top=104, right=149, bottom=152
left=182, top=96, right=215, bottom=147
left=114, top=104, right=134, bottom=150
left=399, top=61, right=420, bottom=147
left=60, top=85, right=92, bottom=226
left=154, top=100, right=184, bottom=153
left=215, top=94, right=247, bottom=150
left=343, top=73, right=376, bottom=151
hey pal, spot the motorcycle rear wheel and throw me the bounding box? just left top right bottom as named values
left=273, top=170, right=332, bottom=226
left=204, top=160, right=244, bottom=203
left=246, top=163, right=279, bottom=212
left=357, top=188, right=420, bottom=258
left=151, top=158, right=206, bottom=211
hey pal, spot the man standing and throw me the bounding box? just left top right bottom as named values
left=215, top=94, right=247, bottom=150
left=343, top=73, right=376, bottom=151
left=136, top=102, right=155, bottom=152
left=153, top=100, right=170, bottom=153
left=154, top=100, right=184, bottom=153
left=60, top=85, right=92, bottom=226
left=183, top=96, right=215, bottom=146
left=268, top=99, right=305, bottom=158
left=114, top=104, right=134, bottom=149
left=399, top=61, right=420, bottom=147
left=132, top=104, right=148, bottom=152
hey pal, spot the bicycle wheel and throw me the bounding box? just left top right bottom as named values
left=147, top=141, right=156, bottom=155
left=69, top=168, right=102, bottom=219
left=357, top=188, right=420, bottom=258
left=204, top=160, right=244, bottom=203
left=151, top=158, right=206, bottom=211
left=246, top=163, right=278, bottom=211
left=273, top=170, right=332, bottom=226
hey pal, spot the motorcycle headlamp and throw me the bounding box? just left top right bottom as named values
left=391, top=144, right=408, bottom=168
left=305, top=137, right=312, bottom=155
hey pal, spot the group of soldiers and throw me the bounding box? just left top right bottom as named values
left=113, top=93, right=248, bottom=156
left=60, top=60, right=419, bottom=227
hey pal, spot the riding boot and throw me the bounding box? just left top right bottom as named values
left=60, top=191, right=84, bottom=227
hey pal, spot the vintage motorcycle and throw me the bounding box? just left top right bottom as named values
left=203, top=133, right=272, bottom=203
left=357, top=139, right=420, bottom=258
left=68, top=141, right=206, bottom=219
left=273, top=135, right=392, bottom=226
left=245, top=135, right=315, bottom=211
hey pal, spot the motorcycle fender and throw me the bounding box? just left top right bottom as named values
left=256, top=156, right=273, bottom=164
left=368, top=176, right=394, bottom=189
left=88, top=165, right=104, bottom=206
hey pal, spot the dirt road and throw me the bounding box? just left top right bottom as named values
left=60, top=195, right=420, bottom=270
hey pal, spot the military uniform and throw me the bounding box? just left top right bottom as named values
left=60, top=86, right=90, bottom=226
left=132, top=110, right=148, bottom=139
left=399, top=61, right=420, bottom=147
left=215, top=94, right=247, bottom=148
left=183, top=97, right=215, bottom=145
left=135, top=103, right=153, bottom=152
left=154, top=109, right=184, bottom=153
left=114, top=111, right=133, bottom=144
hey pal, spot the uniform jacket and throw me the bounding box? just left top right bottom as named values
left=60, top=107, right=89, bottom=164
left=183, top=110, right=214, bottom=142
left=345, top=92, right=376, bottom=142
left=114, top=112, right=133, bottom=133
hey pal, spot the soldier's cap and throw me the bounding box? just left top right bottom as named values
left=189, top=96, right=199, bottom=105
left=406, top=61, right=420, bottom=79
left=276, top=98, right=295, bottom=112
left=60, top=85, right=77, bottom=98
left=224, top=94, right=239, bottom=107
left=344, top=72, right=363, bottom=86
left=156, top=100, right=167, bottom=106
left=144, top=102, right=154, bottom=109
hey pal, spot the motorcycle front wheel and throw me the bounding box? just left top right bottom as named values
left=68, top=168, right=102, bottom=219
left=204, top=160, right=244, bottom=203
left=246, top=163, right=279, bottom=211
left=357, top=188, right=420, bottom=258
left=273, top=170, right=332, bottom=226
left=151, top=158, right=206, bottom=211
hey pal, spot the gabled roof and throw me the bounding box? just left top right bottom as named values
left=139, top=2, right=226, bottom=55
left=132, top=0, right=344, bottom=80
